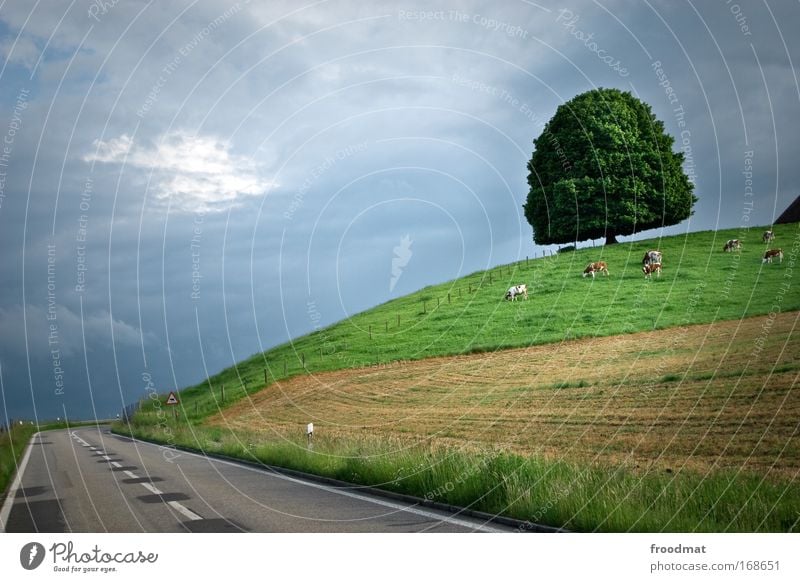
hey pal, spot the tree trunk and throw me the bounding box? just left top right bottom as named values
left=605, top=233, right=618, bottom=245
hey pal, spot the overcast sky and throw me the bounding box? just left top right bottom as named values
left=0, top=0, right=798, bottom=422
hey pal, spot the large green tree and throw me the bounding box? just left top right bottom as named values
left=524, top=88, right=696, bottom=245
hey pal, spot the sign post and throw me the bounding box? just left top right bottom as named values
left=166, top=391, right=179, bottom=421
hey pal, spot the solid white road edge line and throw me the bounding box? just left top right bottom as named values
left=113, top=431, right=504, bottom=533
left=0, top=432, right=39, bottom=532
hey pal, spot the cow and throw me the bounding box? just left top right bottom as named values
left=505, top=284, right=528, bottom=301
left=583, top=261, right=609, bottom=278
left=763, top=230, right=775, bottom=244
left=723, top=239, right=741, bottom=252
left=642, top=250, right=662, bottom=266
left=763, top=249, right=783, bottom=264
left=642, top=262, right=662, bottom=279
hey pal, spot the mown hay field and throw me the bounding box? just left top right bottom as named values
left=209, top=311, right=800, bottom=480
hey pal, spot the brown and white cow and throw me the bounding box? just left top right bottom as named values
left=642, top=250, right=662, bottom=266
left=583, top=261, right=609, bottom=278
left=642, top=262, right=662, bottom=279
left=723, top=239, right=741, bottom=252
left=763, top=249, right=783, bottom=264
left=505, top=284, right=528, bottom=301
left=763, top=230, right=775, bottom=244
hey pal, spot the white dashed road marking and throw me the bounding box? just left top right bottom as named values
left=71, top=431, right=204, bottom=523
left=140, top=482, right=163, bottom=495
left=167, top=501, right=203, bottom=521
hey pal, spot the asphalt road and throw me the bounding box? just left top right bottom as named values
left=0, top=426, right=511, bottom=533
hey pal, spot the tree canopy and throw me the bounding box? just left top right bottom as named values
left=524, top=88, right=697, bottom=245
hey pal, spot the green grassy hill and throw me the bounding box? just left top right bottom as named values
left=147, top=222, right=798, bottom=422
left=120, top=223, right=800, bottom=532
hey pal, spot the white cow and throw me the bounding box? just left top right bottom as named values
left=723, top=239, right=742, bottom=252
left=642, top=250, right=662, bottom=266
left=505, top=284, right=528, bottom=301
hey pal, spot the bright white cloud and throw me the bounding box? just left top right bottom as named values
left=84, top=132, right=276, bottom=212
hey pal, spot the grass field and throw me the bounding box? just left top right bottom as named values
left=119, top=222, right=800, bottom=531
left=134, top=223, right=800, bottom=421
left=207, top=312, right=800, bottom=479
left=121, top=310, right=800, bottom=532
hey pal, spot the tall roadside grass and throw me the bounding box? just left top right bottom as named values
left=115, top=421, right=800, bottom=533
left=0, top=423, right=37, bottom=499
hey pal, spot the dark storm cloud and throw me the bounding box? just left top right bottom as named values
left=0, top=0, right=798, bottom=421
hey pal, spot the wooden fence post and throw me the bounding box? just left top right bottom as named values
left=397, top=314, right=400, bottom=327
left=369, top=325, right=372, bottom=339
left=447, top=292, right=451, bottom=304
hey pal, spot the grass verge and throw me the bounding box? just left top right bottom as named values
left=0, top=424, right=37, bottom=501
left=114, top=420, right=800, bottom=533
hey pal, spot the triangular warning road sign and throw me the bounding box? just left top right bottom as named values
left=165, top=392, right=179, bottom=405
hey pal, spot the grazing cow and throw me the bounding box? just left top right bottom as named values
left=723, top=239, right=742, bottom=252
left=763, top=230, right=775, bottom=244
left=642, top=250, right=662, bottom=266
left=642, top=262, right=662, bottom=279
left=505, top=284, right=528, bottom=301
left=583, top=261, right=609, bottom=278
left=763, top=249, right=783, bottom=264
